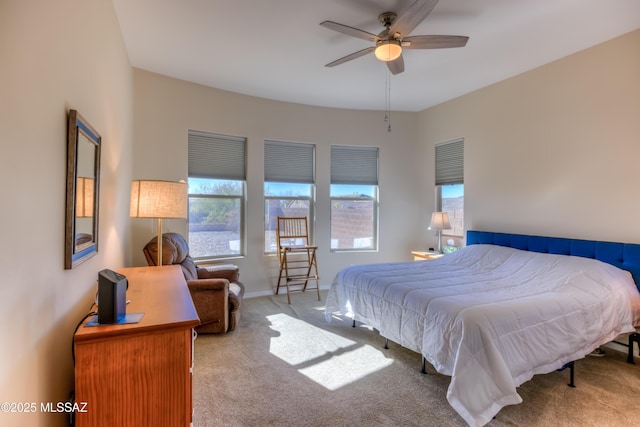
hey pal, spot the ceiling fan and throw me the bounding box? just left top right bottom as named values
left=320, top=0, right=468, bottom=75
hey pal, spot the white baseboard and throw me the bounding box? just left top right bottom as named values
left=603, top=341, right=628, bottom=355
left=603, top=334, right=639, bottom=362
left=244, top=283, right=331, bottom=299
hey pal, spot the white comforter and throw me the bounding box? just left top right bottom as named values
left=325, top=244, right=640, bottom=426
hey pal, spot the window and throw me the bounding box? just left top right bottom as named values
left=437, top=184, right=464, bottom=237
left=264, top=141, right=315, bottom=254
left=330, top=145, right=379, bottom=251
left=435, top=139, right=464, bottom=238
left=188, top=130, right=246, bottom=259
left=330, top=184, right=378, bottom=250
left=264, top=183, right=314, bottom=253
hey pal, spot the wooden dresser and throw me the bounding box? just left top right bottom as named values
left=74, top=265, right=200, bottom=427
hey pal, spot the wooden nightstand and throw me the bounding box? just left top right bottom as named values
left=411, top=251, right=443, bottom=261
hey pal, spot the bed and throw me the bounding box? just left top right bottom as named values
left=325, top=230, right=640, bottom=427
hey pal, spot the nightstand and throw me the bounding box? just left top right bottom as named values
left=411, top=251, right=443, bottom=261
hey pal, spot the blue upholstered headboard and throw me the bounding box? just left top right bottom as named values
left=467, top=230, right=640, bottom=291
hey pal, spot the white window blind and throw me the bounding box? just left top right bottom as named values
left=331, top=145, right=379, bottom=185
left=264, top=140, right=315, bottom=183
left=188, top=130, right=246, bottom=180
left=435, top=139, right=464, bottom=186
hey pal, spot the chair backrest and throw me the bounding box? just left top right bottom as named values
left=276, top=217, right=311, bottom=255
left=142, top=232, right=198, bottom=281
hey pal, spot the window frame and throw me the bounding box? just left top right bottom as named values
left=264, top=141, right=316, bottom=255
left=187, top=178, right=246, bottom=261
left=330, top=144, right=380, bottom=253
left=435, top=138, right=464, bottom=240
left=187, top=130, right=247, bottom=261
left=436, top=184, right=464, bottom=238
left=264, top=184, right=315, bottom=254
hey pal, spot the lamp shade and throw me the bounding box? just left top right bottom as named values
left=429, top=212, right=451, bottom=230
left=374, top=40, right=402, bottom=62
left=76, top=177, right=95, bottom=218
left=130, top=180, right=188, bottom=219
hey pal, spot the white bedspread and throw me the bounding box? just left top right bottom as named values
left=325, top=244, right=640, bottom=426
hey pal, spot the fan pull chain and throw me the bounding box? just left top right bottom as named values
left=384, top=71, right=388, bottom=123
left=385, top=70, right=392, bottom=132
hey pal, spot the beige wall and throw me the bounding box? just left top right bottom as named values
left=131, top=69, right=427, bottom=294
left=418, top=29, right=640, bottom=244
left=0, top=1, right=132, bottom=426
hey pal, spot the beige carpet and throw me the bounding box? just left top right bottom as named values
left=193, top=291, right=640, bottom=427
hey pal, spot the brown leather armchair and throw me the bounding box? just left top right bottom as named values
left=143, top=232, right=244, bottom=333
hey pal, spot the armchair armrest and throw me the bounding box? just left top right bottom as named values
left=186, top=278, right=229, bottom=292
left=196, top=263, right=240, bottom=282
left=186, top=278, right=229, bottom=332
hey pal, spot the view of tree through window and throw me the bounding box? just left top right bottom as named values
left=188, top=177, right=243, bottom=259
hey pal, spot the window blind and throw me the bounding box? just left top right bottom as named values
left=264, top=140, right=315, bottom=183
left=435, top=139, right=464, bottom=186
left=188, top=130, right=246, bottom=180
left=331, top=145, right=379, bottom=185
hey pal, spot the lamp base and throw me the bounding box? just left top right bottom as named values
left=157, top=218, right=163, bottom=267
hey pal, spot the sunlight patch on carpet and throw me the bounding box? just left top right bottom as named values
left=298, top=344, right=393, bottom=390
left=267, top=313, right=393, bottom=390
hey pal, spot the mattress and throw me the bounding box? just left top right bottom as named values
left=325, top=244, right=640, bottom=426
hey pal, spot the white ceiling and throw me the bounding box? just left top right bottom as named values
left=113, top=0, right=640, bottom=112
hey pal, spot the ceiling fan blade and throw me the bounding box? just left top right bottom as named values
left=325, top=47, right=376, bottom=67
left=403, top=35, right=469, bottom=49
left=389, top=0, right=439, bottom=37
left=386, top=55, right=405, bottom=75
left=320, top=21, right=381, bottom=42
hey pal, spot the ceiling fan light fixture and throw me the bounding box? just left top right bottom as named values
left=374, top=40, right=402, bottom=62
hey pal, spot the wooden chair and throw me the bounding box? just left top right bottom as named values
left=275, top=216, right=320, bottom=304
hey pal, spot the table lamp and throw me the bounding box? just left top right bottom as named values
left=429, top=212, right=451, bottom=253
